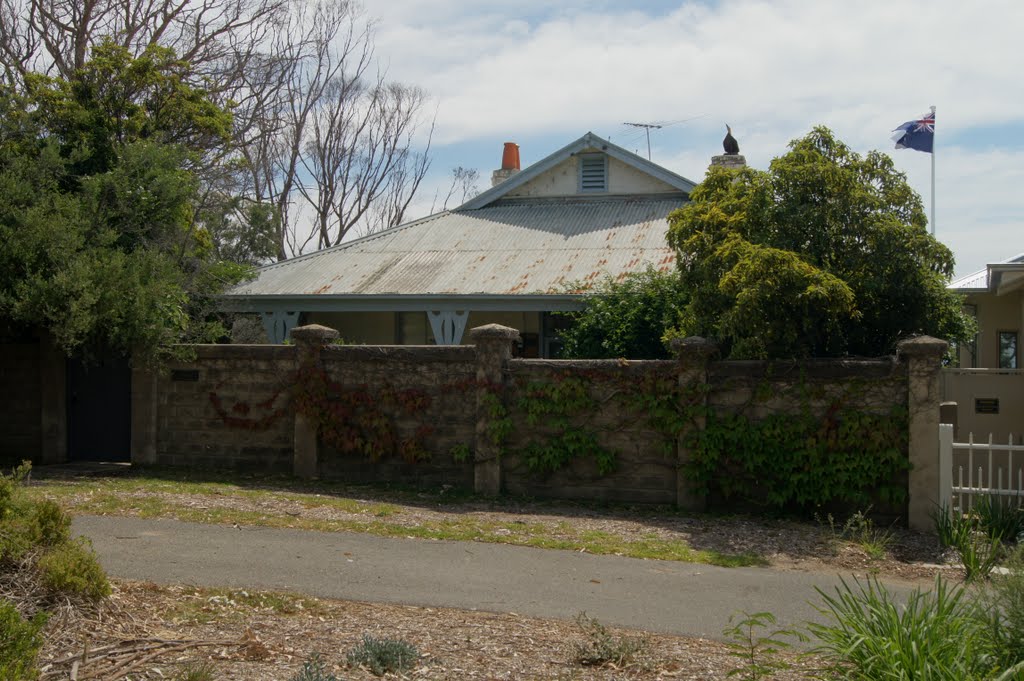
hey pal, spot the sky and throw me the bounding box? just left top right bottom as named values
left=362, top=0, right=1023, bottom=279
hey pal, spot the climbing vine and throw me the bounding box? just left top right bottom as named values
left=686, top=405, right=909, bottom=510
left=208, top=382, right=289, bottom=431
left=205, top=351, right=911, bottom=512
left=291, top=365, right=435, bottom=463
left=515, top=373, right=620, bottom=475
left=504, top=364, right=908, bottom=513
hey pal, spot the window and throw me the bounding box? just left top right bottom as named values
left=578, top=154, right=607, bottom=192
left=998, top=331, right=1018, bottom=369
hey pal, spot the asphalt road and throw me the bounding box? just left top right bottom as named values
left=73, top=515, right=918, bottom=642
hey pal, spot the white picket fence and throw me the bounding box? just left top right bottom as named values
left=939, top=424, right=1024, bottom=512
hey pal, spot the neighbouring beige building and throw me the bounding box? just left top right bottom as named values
left=222, top=132, right=699, bottom=357
left=943, top=254, right=1024, bottom=442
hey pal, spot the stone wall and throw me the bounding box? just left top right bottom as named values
left=317, top=345, right=476, bottom=488
left=130, top=325, right=945, bottom=530
left=0, top=342, right=41, bottom=465
left=152, top=345, right=295, bottom=472
left=502, top=360, right=678, bottom=504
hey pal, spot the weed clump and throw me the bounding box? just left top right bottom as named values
left=291, top=653, right=340, bottom=681
left=571, top=611, right=648, bottom=668
left=722, top=610, right=801, bottom=680
left=817, top=507, right=894, bottom=560
left=346, top=634, right=418, bottom=676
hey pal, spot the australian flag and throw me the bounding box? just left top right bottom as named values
left=892, top=110, right=935, bottom=153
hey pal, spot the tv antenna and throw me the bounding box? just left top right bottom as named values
left=623, top=122, right=662, bottom=160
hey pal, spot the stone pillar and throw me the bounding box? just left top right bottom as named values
left=670, top=336, right=718, bottom=511
left=290, top=324, right=339, bottom=479
left=469, top=324, right=520, bottom=496
left=38, top=334, right=67, bottom=464
left=710, top=154, right=747, bottom=170
left=898, top=335, right=949, bottom=532
left=130, top=365, right=158, bottom=465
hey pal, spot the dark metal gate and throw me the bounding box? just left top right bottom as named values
left=67, top=356, right=131, bottom=462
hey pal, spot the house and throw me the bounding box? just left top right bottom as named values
left=222, top=132, right=700, bottom=357
left=943, top=253, right=1024, bottom=442
left=948, top=253, right=1024, bottom=369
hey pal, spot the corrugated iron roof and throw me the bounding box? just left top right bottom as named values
left=228, top=196, right=687, bottom=298
left=949, top=253, right=1024, bottom=291
left=950, top=269, right=989, bottom=290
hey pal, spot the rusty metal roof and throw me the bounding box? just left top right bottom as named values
left=227, top=196, right=687, bottom=299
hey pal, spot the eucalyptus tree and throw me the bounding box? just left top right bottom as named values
left=0, top=0, right=435, bottom=261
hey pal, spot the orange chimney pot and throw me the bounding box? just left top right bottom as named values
left=501, top=142, right=520, bottom=170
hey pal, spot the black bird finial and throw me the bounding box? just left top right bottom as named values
left=723, top=124, right=739, bottom=155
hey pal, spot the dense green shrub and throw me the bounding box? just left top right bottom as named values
left=667, top=127, right=973, bottom=359
left=0, top=600, right=47, bottom=681
left=37, top=537, right=111, bottom=602
left=27, top=499, right=71, bottom=547
left=0, top=463, right=38, bottom=562
left=558, top=266, right=689, bottom=359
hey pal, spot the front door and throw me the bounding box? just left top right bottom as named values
left=67, top=357, right=131, bottom=462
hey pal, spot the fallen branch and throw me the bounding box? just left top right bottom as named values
left=42, top=638, right=242, bottom=680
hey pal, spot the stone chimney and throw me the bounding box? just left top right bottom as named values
left=491, top=142, right=520, bottom=187
left=710, top=153, right=746, bottom=171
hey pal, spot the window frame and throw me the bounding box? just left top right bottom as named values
left=997, top=329, right=1018, bottom=369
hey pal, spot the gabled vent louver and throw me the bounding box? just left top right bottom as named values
left=579, top=154, right=607, bottom=192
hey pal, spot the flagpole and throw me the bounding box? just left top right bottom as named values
left=930, top=105, right=936, bottom=236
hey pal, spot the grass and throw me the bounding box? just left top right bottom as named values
left=817, top=508, right=894, bottom=561
left=174, top=661, right=217, bottom=681
left=809, top=576, right=1004, bottom=680
left=933, top=502, right=1007, bottom=582
left=167, top=586, right=323, bottom=625
left=28, top=470, right=766, bottom=568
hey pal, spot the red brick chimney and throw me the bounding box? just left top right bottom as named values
left=491, top=142, right=520, bottom=187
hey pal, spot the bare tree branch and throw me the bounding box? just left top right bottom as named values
left=430, top=166, right=481, bottom=214
left=0, top=0, right=435, bottom=261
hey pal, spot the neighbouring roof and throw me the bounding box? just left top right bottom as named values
left=226, top=132, right=697, bottom=304
left=228, top=196, right=685, bottom=299
left=950, top=253, right=1024, bottom=293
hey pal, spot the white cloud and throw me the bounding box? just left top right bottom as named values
left=359, top=0, right=1024, bottom=276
